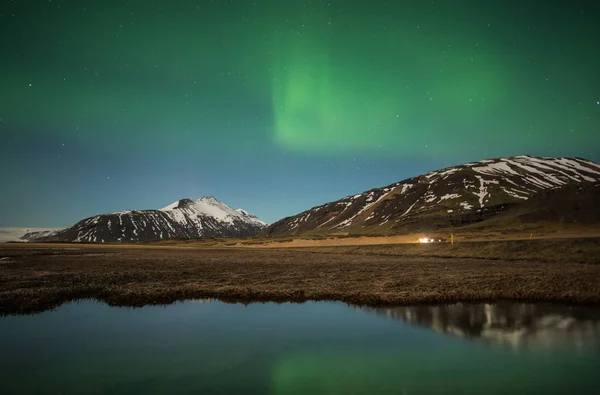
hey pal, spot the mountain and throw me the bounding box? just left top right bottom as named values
left=266, top=156, right=600, bottom=236
left=29, top=196, right=267, bottom=243
left=0, top=228, right=61, bottom=243
left=19, top=229, right=61, bottom=242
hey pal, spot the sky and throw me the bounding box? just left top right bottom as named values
left=1, top=0, right=599, bottom=227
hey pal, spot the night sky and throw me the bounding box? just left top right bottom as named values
left=1, top=0, right=599, bottom=227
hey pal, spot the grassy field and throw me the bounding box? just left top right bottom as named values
left=1, top=238, right=599, bottom=315
left=136, top=227, right=600, bottom=248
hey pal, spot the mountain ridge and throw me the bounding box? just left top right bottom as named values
left=266, top=155, right=600, bottom=236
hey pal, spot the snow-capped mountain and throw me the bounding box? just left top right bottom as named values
left=266, top=156, right=600, bottom=235
left=29, top=196, right=267, bottom=243
left=0, top=228, right=61, bottom=243
left=19, top=229, right=62, bottom=242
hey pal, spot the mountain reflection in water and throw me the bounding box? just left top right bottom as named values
left=367, top=303, right=600, bottom=350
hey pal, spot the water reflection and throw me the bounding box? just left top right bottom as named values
left=367, top=303, right=600, bottom=350
left=1, top=300, right=600, bottom=394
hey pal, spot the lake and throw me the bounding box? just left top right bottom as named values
left=1, top=300, right=599, bottom=394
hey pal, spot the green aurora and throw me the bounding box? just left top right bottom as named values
left=1, top=0, right=598, bottom=226
left=269, top=1, right=597, bottom=156
left=2, top=0, right=597, bottom=157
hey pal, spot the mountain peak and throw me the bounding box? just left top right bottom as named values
left=177, top=198, right=195, bottom=207
left=198, top=196, right=218, bottom=202
left=161, top=196, right=266, bottom=227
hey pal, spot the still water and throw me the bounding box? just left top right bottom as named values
left=1, top=300, right=599, bottom=394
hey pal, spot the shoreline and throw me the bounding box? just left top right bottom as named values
left=4, top=294, right=600, bottom=317
left=1, top=238, right=599, bottom=316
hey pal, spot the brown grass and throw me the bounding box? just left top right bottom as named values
left=1, top=238, right=599, bottom=315
left=297, top=238, right=600, bottom=264
left=132, top=228, right=600, bottom=249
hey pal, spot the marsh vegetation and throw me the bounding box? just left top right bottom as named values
left=1, top=238, right=599, bottom=315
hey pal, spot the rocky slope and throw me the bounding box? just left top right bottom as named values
left=266, top=156, right=600, bottom=236
left=28, top=196, right=266, bottom=243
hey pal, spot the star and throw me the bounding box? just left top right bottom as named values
left=0, top=0, right=598, bottom=229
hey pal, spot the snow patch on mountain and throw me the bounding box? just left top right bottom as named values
left=399, top=200, right=419, bottom=218
left=460, top=202, right=474, bottom=210
left=332, top=189, right=394, bottom=229
left=439, top=193, right=461, bottom=201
